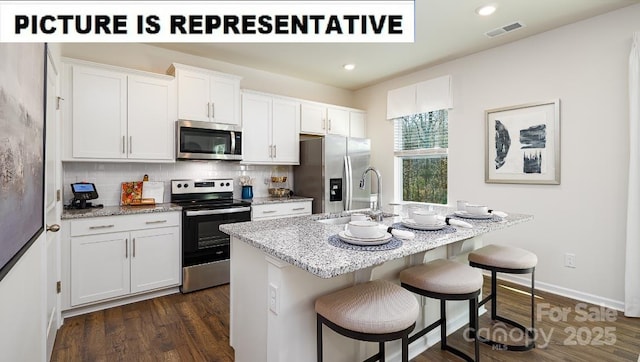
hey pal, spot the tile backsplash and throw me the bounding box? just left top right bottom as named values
left=62, top=161, right=293, bottom=206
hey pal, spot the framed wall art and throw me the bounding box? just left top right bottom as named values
left=485, top=99, right=560, bottom=184
left=0, top=43, right=46, bottom=282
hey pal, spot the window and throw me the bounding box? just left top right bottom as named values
left=394, top=110, right=448, bottom=204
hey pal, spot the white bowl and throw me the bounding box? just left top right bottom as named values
left=348, top=220, right=384, bottom=238
left=466, top=204, right=489, bottom=215
left=412, top=210, right=438, bottom=225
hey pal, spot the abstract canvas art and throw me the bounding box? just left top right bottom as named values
left=0, top=43, right=46, bottom=281
left=485, top=100, right=560, bottom=184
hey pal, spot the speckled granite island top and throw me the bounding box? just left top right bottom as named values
left=61, top=203, right=182, bottom=220
left=220, top=205, right=533, bottom=278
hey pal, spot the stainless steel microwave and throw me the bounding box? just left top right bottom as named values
left=176, top=120, right=242, bottom=161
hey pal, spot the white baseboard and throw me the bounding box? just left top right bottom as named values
left=494, top=273, right=625, bottom=311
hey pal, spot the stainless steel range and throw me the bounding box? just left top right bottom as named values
left=171, top=179, right=251, bottom=293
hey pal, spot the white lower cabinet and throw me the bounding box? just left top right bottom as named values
left=65, top=212, right=180, bottom=308
left=251, top=201, right=312, bottom=221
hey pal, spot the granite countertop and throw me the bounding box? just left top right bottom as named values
left=248, top=196, right=314, bottom=205
left=220, top=205, right=533, bottom=279
left=61, top=203, right=182, bottom=220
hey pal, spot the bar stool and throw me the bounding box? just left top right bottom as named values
left=468, top=244, right=537, bottom=351
left=315, top=280, right=419, bottom=362
left=399, top=259, right=483, bottom=362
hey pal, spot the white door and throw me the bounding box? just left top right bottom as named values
left=45, top=50, right=62, bottom=360
left=210, top=76, right=240, bottom=125
left=241, top=93, right=272, bottom=163
left=71, top=65, right=127, bottom=158
left=176, top=68, right=210, bottom=122
left=70, top=232, right=130, bottom=306
left=127, top=75, right=174, bottom=160
left=271, top=98, right=300, bottom=164
left=300, top=102, right=326, bottom=135
left=129, top=227, right=180, bottom=293
left=327, top=107, right=350, bottom=136
left=349, top=111, right=367, bottom=138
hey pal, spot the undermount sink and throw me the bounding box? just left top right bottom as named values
left=315, top=216, right=352, bottom=225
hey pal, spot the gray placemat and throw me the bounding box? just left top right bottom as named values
left=391, top=223, right=457, bottom=235
left=328, top=234, right=402, bottom=251
left=446, top=214, right=504, bottom=222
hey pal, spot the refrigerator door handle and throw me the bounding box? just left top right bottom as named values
left=345, top=155, right=353, bottom=211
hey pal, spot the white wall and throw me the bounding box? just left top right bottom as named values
left=60, top=43, right=355, bottom=107
left=355, top=5, right=640, bottom=305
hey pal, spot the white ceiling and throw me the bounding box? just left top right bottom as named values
left=152, top=0, right=639, bottom=90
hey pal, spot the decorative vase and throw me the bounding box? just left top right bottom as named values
left=241, top=185, right=253, bottom=199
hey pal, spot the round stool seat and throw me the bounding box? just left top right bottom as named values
left=469, top=244, right=537, bottom=270
left=315, top=280, right=419, bottom=335
left=400, top=259, right=483, bottom=295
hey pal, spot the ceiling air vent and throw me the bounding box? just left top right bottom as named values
left=485, top=21, right=526, bottom=38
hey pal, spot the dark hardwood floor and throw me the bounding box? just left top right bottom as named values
left=52, top=277, right=640, bottom=361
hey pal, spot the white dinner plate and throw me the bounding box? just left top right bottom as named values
left=338, top=231, right=392, bottom=246
left=453, top=211, right=494, bottom=219
left=401, top=219, right=447, bottom=231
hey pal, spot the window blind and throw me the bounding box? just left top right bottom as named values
left=393, top=110, right=448, bottom=156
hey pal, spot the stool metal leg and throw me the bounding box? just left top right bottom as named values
left=491, top=270, right=497, bottom=320
left=471, top=264, right=536, bottom=352
left=317, top=315, right=323, bottom=362
left=473, top=296, right=479, bottom=362
left=440, top=299, right=447, bottom=350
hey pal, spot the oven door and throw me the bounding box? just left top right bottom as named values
left=182, top=206, right=251, bottom=267
left=177, top=120, right=242, bottom=160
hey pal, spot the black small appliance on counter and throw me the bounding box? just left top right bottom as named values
left=66, top=182, right=103, bottom=209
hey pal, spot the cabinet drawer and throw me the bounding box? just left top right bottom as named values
left=70, top=212, right=180, bottom=236
left=251, top=201, right=311, bottom=220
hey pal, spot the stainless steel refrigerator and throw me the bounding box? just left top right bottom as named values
left=294, top=135, right=371, bottom=214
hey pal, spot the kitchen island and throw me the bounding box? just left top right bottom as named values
left=220, top=205, right=533, bottom=362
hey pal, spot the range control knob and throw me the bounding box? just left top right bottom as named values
left=225, top=182, right=230, bottom=186
left=212, top=182, right=216, bottom=187
left=183, top=183, right=189, bottom=188
left=177, top=184, right=182, bottom=188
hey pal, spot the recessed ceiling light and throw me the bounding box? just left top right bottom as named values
left=343, top=64, right=356, bottom=71
left=476, top=5, right=497, bottom=16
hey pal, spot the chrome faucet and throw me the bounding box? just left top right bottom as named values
left=360, top=167, right=382, bottom=221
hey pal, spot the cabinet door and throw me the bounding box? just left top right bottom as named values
left=241, top=93, right=272, bottom=164
left=128, top=76, right=175, bottom=160
left=326, top=107, right=350, bottom=136
left=349, top=111, right=367, bottom=138
left=210, top=76, right=240, bottom=126
left=72, top=65, right=127, bottom=158
left=70, top=232, right=129, bottom=306
left=130, top=227, right=180, bottom=293
left=272, top=98, right=300, bottom=164
left=300, top=102, right=326, bottom=135
left=176, top=68, right=210, bottom=122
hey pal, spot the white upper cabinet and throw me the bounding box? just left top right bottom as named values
left=242, top=91, right=300, bottom=165
left=128, top=75, right=175, bottom=160
left=63, top=59, right=175, bottom=162
left=326, top=107, right=350, bottom=136
left=349, top=111, right=367, bottom=138
left=300, top=102, right=327, bottom=135
left=300, top=100, right=366, bottom=138
left=72, top=65, right=127, bottom=159
left=169, top=63, right=241, bottom=126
